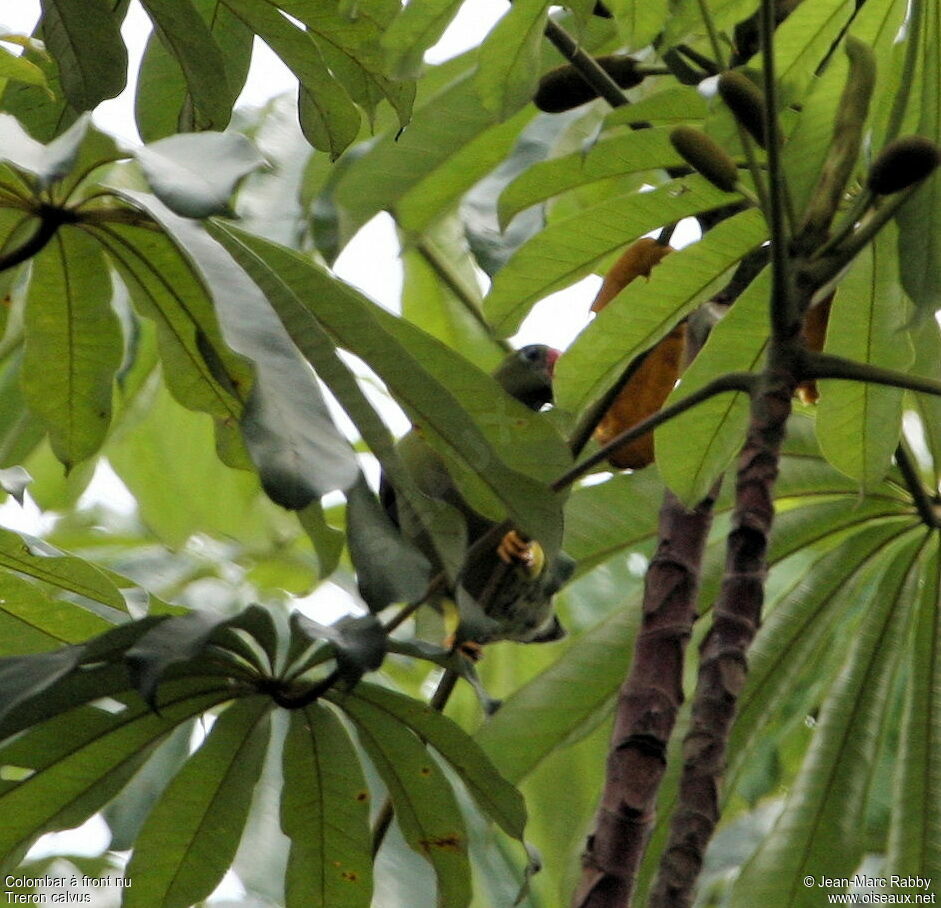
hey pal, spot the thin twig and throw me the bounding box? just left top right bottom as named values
left=413, top=237, right=511, bottom=352
left=543, top=19, right=631, bottom=109
left=758, top=0, right=794, bottom=339
left=553, top=372, right=758, bottom=491
left=893, top=442, right=938, bottom=529
left=803, top=351, right=941, bottom=398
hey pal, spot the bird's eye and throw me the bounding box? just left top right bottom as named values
left=522, top=346, right=541, bottom=362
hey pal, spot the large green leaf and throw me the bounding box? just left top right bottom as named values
left=887, top=540, right=941, bottom=880
left=219, top=0, right=359, bottom=159
left=135, top=0, right=252, bottom=141
left=497, top=126, right=685, bottom=230
left=22, top=225, right=122, bottom=469
left=87, top=221, right=250, bottom=433
left=135, top=132, right=265, bottom=219
left=726, top=518, right=922, bottom=797
left=333, top=72, right=532, bottom=241
left=399, top=216, right=505, bottom=366
left=895, top=0, right=941, bottom=312
left=138, top=0, right=233, bottom=130
left=475, top=594, right=641, bottom=784
left=474, top=0, right=550, bottom=121
left=817, top=225, right=913, bottom=485
left=561, top=468, right=665, bottom=573
left=38, top=0, right=127, bottom=111
left=0, top=526, right=129, bottom=612
left=655, top=266, right=770, bottom=505
left=758, top=0, right=855, bottom=104
left=114, top=191, right=358, bottom=509
left=0, top=571, right=112, bottom=655
left=275, top=0, right=414, bottom=124
left=485, top=176, right=750, bottom=338
left=124, top=697, right=271, bottom=908
left=348, top=683, right=527, bottom=840
left=381, top=0, right=464, bottom=80
left=0, top=47, right=47, bottom=91
left=208, top=222, right=570, bottom=554
left=731, top=533, right=924, bottom=905
left=556, top=207, right=767, bottom=414
left=281, top=704, right=373, bottom=908
left=0, top=679, right=233, bottom=860
left=331, top=687, right=472, bottom=908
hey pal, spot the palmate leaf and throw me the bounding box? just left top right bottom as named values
left=381, top=0, right=464, bottom=80
left=22, top=225, right=122, bottom=470
left=113, top=190, right=359, bottom=509
left=731, top=534, right=925, bottom=904
left=333, top=71, right=535, bottom=242
left=291, top=613, right=387, bottom=683
left=135, top=0, right=252, bottom=141
left=281, top=704, right=373, bottom=908
left=817, top=224, right=914, bottom=486
left=485, top=176, right=750, bottom=339
left=895, top=0, right=941, bottom=313
left=497, top=127, right=685, bottom=230
left=887, top=543, right=941, bottom=880
left=125, top=604, right=277, bottom=705
left=474, top=0, right=550, bottom=122
left=0, top=678, right=234, bottom=862
left=654, top=266, right=770, bottom=505
left=477, top=419, right=914, bottom=786
left=556, top=208, right=768, bottom=415
left=137, top=0, right=233, bottom=131
left=331, top=686, right=472, bottom=908
left=38, top=0, right=127, bottom=111
left=135, top=132, right=265, bottom=219
left=124, top=698, right=272, bottom=908
left=725, top=518, right=922, bottom=798
left=208, top=222, right=570, bottom=555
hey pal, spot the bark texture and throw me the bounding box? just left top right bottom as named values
left=649, top=371, right=794, bottom=907
left=574, top=486, right=718, bottom=907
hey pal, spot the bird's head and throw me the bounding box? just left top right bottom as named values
left=491, top=344, right=561, bottom=410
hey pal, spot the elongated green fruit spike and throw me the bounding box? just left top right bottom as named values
left=795, top=36, right=876, bottom=251
left=534, top=55, right=643, bottom=113
left=718, top=71, right=767, bottom=147
left=867, top=136, right=941, bottom=195
left=669, top=126, right=739, bottom=192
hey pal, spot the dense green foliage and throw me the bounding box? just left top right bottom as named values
left=0, top=0, right=938, bottom=905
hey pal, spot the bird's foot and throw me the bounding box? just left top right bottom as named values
left=497, top=530, right=544, bottom=577
left=497, top=530, right=534, bottom=566
left=444, top=633, right=484, bottom=662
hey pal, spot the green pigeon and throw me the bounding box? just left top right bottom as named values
left=381, top=344, right=574, bottom=652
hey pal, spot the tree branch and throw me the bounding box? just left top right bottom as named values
left=554, top=372, right=758, bottom=492
left=543, top=18, right=631, bottom=109
left=574, top=483, right=720, bottom=907
left=0, top=210, right=62, bottom=272
left=893, top=441, right=938, bottom=529
left=650, top=368, right=794, bottom=907
left=802, top=351, right=941, bottom=398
